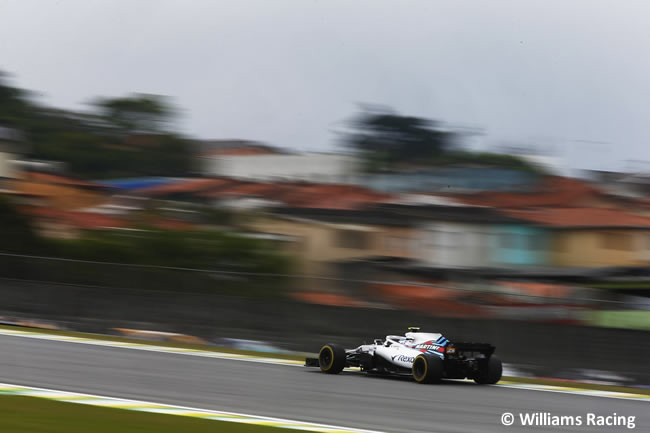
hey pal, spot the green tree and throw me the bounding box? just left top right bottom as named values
left=0, top=70, right=193, bottom=178
left=93, top=94, right=176, bottom=134
left=342, top=107, right=457, bottom=172
left=0, top=71, right=34, bottom=127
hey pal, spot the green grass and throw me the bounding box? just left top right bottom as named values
left=0, top=324, right=311, bottom=361
left=580, top=310, right=650, bottom=331
left=0, top=395, right=292, bottom=433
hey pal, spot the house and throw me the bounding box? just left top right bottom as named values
left=454, top=175, right=646, bottom=213
left=489, top=223, right=549, bottom=268
left=200, top=149, right=359, bottom=183
left=354, top=167, right=540, bottom=194
left=132, top=177, right=394, bottom=211
left=244, top=207, right=418, bottom=291
left=585, top=169, right=650, bottom=199
left=370, top=203, right=545, bottom=269
left=501, top=207, right=650, bottom=268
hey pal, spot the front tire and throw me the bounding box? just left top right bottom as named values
left=318, top=344, right=346, bottom=374
left=412, top=353, right=443, bottom=384
left=474, top=355, right=502, bottom=384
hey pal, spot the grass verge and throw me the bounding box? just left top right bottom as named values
left=0, top=395, right=294, bottom=433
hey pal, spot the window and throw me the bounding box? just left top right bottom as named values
left=500, top=233, right=516, bottom=249
left=601, top=232, right=632, bottom=251
left=442, top=231, right=462, bottom=248
left=554, top=236, right=567, bottom=252
left=527, top=234, right=544, bottom=250
left=335, top=230, right=371, bottom=249
left=385, top=235, right=406, bottom=251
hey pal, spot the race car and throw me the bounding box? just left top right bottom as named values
left=305, top=327, right=502, bottom=384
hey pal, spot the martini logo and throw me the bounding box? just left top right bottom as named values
left=415, top=341, right=446, bottom=353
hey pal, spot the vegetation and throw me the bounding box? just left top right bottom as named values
left=0, top=71, right=192, bottom=179
left=0, top=396, right=294, bottom=433
left=0, top=198, right=291, bottom=295
left=0, top=228, right=292, bottom=295
left=431, top=151, right=540, bottom=171
left=0, top=198, right=40, bottom=253
left=342, top=107, right=537, bottom=172
left=93, top=94, right=176, bottom=134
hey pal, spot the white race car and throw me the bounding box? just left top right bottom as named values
left=305, top=327, right=502, bottom=384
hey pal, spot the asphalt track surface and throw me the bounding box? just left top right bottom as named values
left=0, top=334, right=646, bottom=433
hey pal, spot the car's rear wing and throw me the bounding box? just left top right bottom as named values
left=449, top=342, right=495, bottom=358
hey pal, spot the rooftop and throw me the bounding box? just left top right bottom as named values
left=270, top=203, right=524, bottom=226
left=134, top=178, right=232, bottom=196
left=500, top=207, right=650, bottom=228
left=21, top=172, right=113, bottom=190
left=453, top=176, right=602, bottom=208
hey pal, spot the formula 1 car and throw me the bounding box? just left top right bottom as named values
left=305, top=327, right=502, bottom=384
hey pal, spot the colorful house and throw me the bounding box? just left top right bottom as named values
left=502, top=207, right=650, bottom=267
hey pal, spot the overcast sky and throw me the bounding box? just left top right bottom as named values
left=1, top=0, right=649, bottom=171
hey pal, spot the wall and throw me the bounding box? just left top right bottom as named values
left=202, top=153, right=358, bottom=183
left=0, top=151, right=17, bottom=179
left=417, top=222, right=489, bottom=268
left=247, top=216, right=392, bottom=292
left=356, top=168, right=539, bottom=193
left=375, top=226, right=418, bottom=259
left=636, top=231, right=650, bottom=263
left=552, top=229, right=649, bottom=267
left=0, top=279, right=648, bottom=383
left=489, top=224, right=549, bottom=267
left=248, top=216, right=381, bottom=264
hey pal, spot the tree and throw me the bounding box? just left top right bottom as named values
left=341, top=107, right=457, bottom=172
left=0, top=71, right=37, bottom=128
left=93, top=94, right=176, bottom=134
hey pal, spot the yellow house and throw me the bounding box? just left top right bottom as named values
left=552, top=229, right=650, bottom=267
left=244, top=208, right=417, bottom=289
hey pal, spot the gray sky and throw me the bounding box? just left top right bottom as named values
left=1, top=0, right=649, bottom=171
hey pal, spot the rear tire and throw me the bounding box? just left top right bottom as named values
left=474, top=355, right=502, bottom=384
left=318, top=344, right=346, bottom=374
left=412, top=353, right=443, bottom=384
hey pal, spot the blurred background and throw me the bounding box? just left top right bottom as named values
left=1, top=0, right=649, bottom=389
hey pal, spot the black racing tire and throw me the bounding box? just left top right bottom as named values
left=318, top=343, right=346, bottom=374
left=474, top=355, right=503, bottom=384
left=412, top=353, right=444, bottom=384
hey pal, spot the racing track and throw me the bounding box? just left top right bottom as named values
left=0, top=334, right=646, bottom=433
